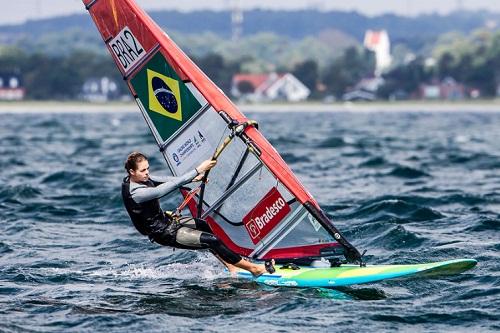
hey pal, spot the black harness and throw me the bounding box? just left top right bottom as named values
left=121, top=176, right=169, bottom=236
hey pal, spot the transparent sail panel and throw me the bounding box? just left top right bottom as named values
left=260, top=210, right=336, bottom=252
left=201, top=138, right=258, bottom=207
left=205, top=164, right=283, bottom=248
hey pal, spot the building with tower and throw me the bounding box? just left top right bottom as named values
left=363, top=30, right=392, bottom=77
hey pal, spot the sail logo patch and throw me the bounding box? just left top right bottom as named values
left=108, top=26, right=145, bottom=73
left=165, top=124, right=212, bottom=175
left=147, top=69, right=183, bottom=121
left=243, top=188, right=291, bottom=244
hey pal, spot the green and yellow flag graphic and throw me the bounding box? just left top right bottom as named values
left=130, top=52, right=201, bottom=141
left=147, top=69, right=183, bottom=121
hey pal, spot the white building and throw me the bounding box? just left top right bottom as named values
left=232, top=73, right=310, bottom=102
left=81, top=77, right=119, bottom=102
left=364, top=30, right=392, bottom=77
left=0, top=74, right=25, bottom=101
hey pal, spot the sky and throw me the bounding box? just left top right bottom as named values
left=1, top=0, right=498, bottom=25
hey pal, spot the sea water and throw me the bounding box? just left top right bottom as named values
left=0, top=109, right=498, bottom=332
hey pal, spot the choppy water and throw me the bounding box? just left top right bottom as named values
left=0, top=110, right=499, bottom=332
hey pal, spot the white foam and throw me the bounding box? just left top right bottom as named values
left=39, top=253, right=228, bottom=282
left=90, top=253, right=228, bottom=281
left=111, top=118, right=121, bottom=127
left=454, top=135, right=470, bottom=143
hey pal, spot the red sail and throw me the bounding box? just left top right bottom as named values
left=82, top=0, right=360, bottom=262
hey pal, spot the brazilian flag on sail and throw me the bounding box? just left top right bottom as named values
left=130, top=52, right=201, bottom=141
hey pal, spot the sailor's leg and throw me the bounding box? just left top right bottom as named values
left=175, top=227, right=272, bottom=277
left=176, top=227, right=240, bottom=263
left=209, top=250, right=239, bottom=276
left=174, top=227, right=238, bottom=272
left=178, top=217, right=212, bottom=232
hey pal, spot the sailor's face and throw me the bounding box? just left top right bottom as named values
left=130, top=159, right=150, bottom=182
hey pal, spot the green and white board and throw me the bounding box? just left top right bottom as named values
left=237, top=259, right=477, bottom=288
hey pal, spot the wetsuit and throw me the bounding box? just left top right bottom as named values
left=121, top=171, right=241, bottom=265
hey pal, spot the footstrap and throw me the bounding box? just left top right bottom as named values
left=265, top=260, right=275, bottom=274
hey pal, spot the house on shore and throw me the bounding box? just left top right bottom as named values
left=0, top=73, right=25, bottom=101
left=81, top=77, right=120, bottom=102
left=231, top=73, right=310, bottom=102
left=342, top=77, right=384, bottom=101
left=419, top=77, right=465, bottom=100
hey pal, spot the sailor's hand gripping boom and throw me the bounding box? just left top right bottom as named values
left=195, top=118, right=258, bottom=218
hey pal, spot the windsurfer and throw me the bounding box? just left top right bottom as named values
left=121, top=151, right=273, bottom=276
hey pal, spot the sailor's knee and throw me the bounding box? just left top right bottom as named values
left=175, top=227, right=202, bottom=247
left=199, top=233, right=220, bottom=247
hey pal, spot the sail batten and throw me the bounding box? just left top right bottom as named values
left=83, top=0, right=362, bottom=263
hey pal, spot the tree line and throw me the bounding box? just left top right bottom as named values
left=0, top=48, right=122, bottom=100
left=0, top=29, right=498, bottom=100
left=379, top=30, right=500, bottom=98
left=0, top=45, right=373, bottom=100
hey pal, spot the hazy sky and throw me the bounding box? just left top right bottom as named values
left=1, top=0, right=498, bottom=25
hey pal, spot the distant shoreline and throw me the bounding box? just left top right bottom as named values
left=1, top=100, right=499, bottom=113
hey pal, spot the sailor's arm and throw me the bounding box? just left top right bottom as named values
left=149, top=174, right=182, bottom=185
left=131, top=170, right=198, bottom=203
left=150, top=160, right=217, bottom=185
left=130, top=160, right=217, bottom=203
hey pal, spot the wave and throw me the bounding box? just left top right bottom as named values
left=0, top=241, right=13, bottom=256
left=0, top=184, right=42, bottom=201
left=388, top=166, right=430, bottom=179
left=358, top=156, right=388, bottom=168
left=41, top=171, right=87, bottom=185
left=366, top=225, right=426, bottom=250
left=316, top=137, right=347, bottom=148
left=465, top=218, right=500, bottom=233
left=446, top=152, right=500, bottom=169
left=339, top=197, right=444, bottom=222
left=280, top=152, right=311, bottom=164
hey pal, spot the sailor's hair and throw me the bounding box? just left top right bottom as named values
left=125, top=152, right=148, bottom=173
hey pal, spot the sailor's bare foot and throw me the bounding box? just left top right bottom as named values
left=226, top=264, right=239, bottom=277
left=232, top=258, right=275, bottom=277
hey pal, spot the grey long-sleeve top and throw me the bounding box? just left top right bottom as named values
left=129, top=169, right=198, bottom=204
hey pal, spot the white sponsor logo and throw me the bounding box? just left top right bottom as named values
left=166, top=125, right=211, bottom=175
left=108, top=26, right=146, bottom=73
left=251, top=197, right=286, bottom=230
left=264, top=279, right=278, bottom=285
left=246, top=220, right=260, bottom=239
left=282, top=281, right=298, bottom=286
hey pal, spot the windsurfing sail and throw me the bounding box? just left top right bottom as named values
left=82, top=0, right=362, bottom=263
